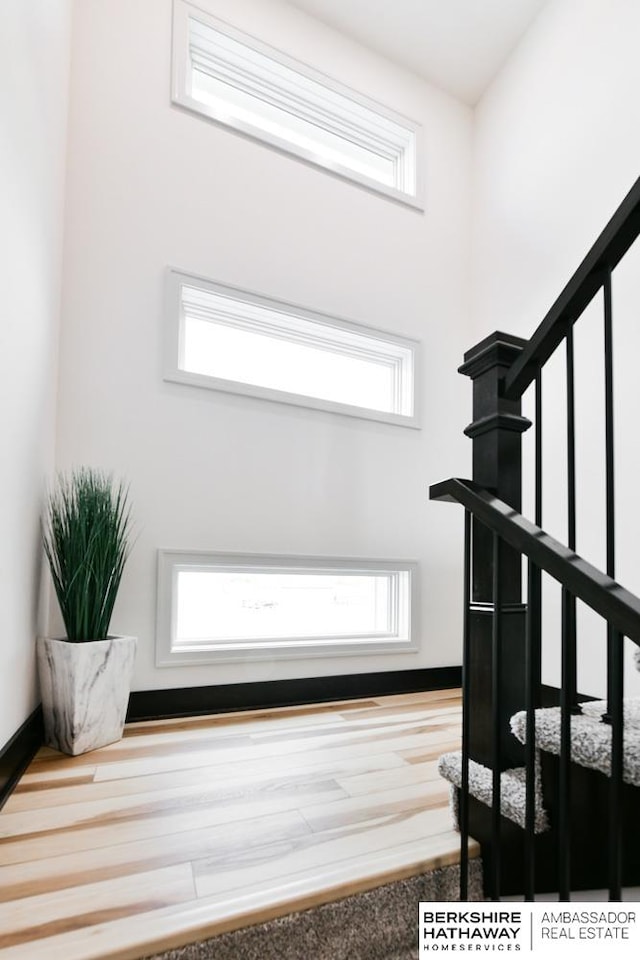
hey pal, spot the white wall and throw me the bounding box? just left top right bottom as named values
left=56, top=0, right=473, bottom=691
left=0, top=1, right=72, bottom=745
left=473, top=0, right=640, bottom=696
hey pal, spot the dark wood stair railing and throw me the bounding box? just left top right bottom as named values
left=431, top=479, right=640, bottom=902
left=430, top=480, right=640, bottom=645
left=502, top=177, right=640, bottom=401
left=431, top=175, right=640, bottom=902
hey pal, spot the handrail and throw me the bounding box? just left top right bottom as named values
left=503, top=176, right=640, bottom=401
left=430, top=477, right=640, bottom=645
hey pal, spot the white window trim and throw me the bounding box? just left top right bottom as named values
left=164, top=268, right=421, bottom=429
left=156, top=550, right=419, bottom=666
left=171, top=0, right=424, bottom=209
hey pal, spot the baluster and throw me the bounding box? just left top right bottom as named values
left=563, top=332, right=578, bottom=906
left=566, top=328, right=576, bottom=551
left=604, top=268, right=615, bottom=578
left=491, top=533, right=502, bottom=900
left=535, top=371, right=542, bottom=528
left=608, top=629, right=624, bottom=900
left=565, top=331, right=578, bottom=710
left=459, top=510, right=471, bottom=900
left=558, top=586, right=574, bottom=900
left=524, top=557, right=541, bottom=900
left=603, top=268, right=618, bottom=723
left=602, top=268, right=623, bottom=901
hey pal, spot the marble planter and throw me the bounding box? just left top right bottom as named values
left=37, top=635, right=137, bottom=756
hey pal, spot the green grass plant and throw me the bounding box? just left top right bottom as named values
left=43, top=468, right=132, bottom=642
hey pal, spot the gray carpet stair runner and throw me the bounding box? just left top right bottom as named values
left=510, top=697, right=640, bottom=787
left=437, top=751, right=549, bottom=833
left=438, top=695, right=640, bottom=831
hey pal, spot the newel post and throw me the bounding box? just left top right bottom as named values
left=459, top=332, right=531, bottom=769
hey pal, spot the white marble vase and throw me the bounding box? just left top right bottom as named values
left=37, top=635, right=137, bottom=756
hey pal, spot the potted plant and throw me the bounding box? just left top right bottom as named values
left=38, top=467, right=136, bottom=756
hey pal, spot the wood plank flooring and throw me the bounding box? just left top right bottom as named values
left=0, top=688, right=477, bottom=960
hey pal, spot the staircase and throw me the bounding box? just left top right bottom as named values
left=430, top=177, right=640, bottom=901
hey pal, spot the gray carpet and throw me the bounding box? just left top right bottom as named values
left=511, top=698, right=640, bottom=786
left=439, top=696, right=640, bottom=834
left=438, top=750, right=549, bottom=833
left=143, top=861, right=483, bottom=960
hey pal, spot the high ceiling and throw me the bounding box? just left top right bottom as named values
left=285, top=0, right=549, bottom=105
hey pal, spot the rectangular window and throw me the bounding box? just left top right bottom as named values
left=164, top=270, right=419, bottom=427
left=156, top=551, right=418, bottom=665
left=171, top=0, right=423, bottom=206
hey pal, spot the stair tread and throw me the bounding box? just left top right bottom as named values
left=510, top=704, right=640, bottom=787
left=438, top=751, right=549, bottom=833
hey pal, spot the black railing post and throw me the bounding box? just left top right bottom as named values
left=458, top=333, right=532, bottom=773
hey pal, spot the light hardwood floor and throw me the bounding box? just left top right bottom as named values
left=0, top=688, right=477, bottom=960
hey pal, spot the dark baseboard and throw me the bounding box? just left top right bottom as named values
left=126, top=666, right=462, bottom=722
left=0, top=706, right=44, bottom=811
